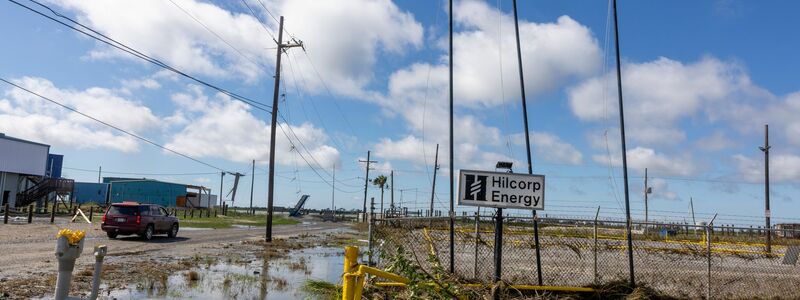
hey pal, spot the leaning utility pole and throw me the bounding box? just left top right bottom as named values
left=430, top=144, right=440, bottom=217
left=612, top=0, right=636, bottom=286
left=512, top=0, right=542, bottom=286
left=249, top=160, right=255, bottom=215
left=760, top=124, right=771, bottom=253
left=360, top=151, right=377, bottom=223
left=266, top=16, right=303, bottom=242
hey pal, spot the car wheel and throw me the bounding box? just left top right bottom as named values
left=107, top=231, right=118, bottom=239
left=143, top=225, right=154, bottom=241
left=168, top=223, right=179, bottom=238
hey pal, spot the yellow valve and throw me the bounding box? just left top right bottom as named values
left=56, top=229, right=86, bottom=246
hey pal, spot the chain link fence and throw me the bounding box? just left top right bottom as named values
left=371, top=215, right=800, bottom=299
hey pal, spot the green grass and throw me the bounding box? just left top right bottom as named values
left=301, top=280, right=341, bottom=300
left=178, top=212, right=299, bottom=229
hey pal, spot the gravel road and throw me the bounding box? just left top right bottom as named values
left=0, top=217, right=347, bottom=280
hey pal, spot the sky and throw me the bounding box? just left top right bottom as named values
left=1, top=0, right=799, bottom=226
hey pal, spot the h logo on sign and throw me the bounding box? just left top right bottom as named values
left=464, top=175, right=487, bottom=201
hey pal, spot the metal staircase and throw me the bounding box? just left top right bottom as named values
left=16, top=177, right=74, bottom=207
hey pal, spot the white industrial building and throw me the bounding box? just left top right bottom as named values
left=0, top=133, right=50, bottom=207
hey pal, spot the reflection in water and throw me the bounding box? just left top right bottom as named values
left=107, top=247, right=344, bottom=300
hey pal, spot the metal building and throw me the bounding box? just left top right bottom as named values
left=0, top=133, right=72, bottom=208
left=72, top=182, right=109, bottom=204
left=103, top=177, right=187, bottom=207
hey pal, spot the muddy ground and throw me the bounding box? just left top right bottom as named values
left=0, top=216, right=359, bottom=299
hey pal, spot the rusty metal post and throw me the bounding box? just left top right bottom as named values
left=50, top=206, right=56, bottom=223
left=88, top=206, right=93, bottom=222
left=4, top=203, right=9, bottom=224
left=28, top=205, right=34, bottom=223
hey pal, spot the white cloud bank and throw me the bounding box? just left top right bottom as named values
left=0, top=77, right=158, bottom=152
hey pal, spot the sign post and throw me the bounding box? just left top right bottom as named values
left=458, top=169, right=545, bottom=287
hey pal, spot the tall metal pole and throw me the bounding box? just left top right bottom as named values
left=250, top=160, right=255, bottom=215
left=612, top=0, right=636, bottom=286
left=512, top=0, right=542, bottom=286
left=98, top=166, right=101, bottom=183
left=332, top=163, right=336, bottom=213
left=360, top=151, right=376, bottom=223
left=690, top=197, right=696, bottom=235
left=448, top=0, right=456, bottom=275
left=266, top=16, right=286, bottom=242
left=219, top=172, right=224, bottom=209
left=644, top=168, right=649, bottom=225
left=390, top=170, right=394, bottom=212
left=430, top=144, right=440, bottom=217
left=760, top=124, right=771, bottom=253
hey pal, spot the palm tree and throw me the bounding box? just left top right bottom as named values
left=372, top=175, right=388, bottom=216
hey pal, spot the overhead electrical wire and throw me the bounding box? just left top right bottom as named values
left=0, top=78, right=226, bottom=172
left=63, top=166, right=219, bottom=176
left=168, top=0, right=270, bottom=71
left=9, top=0, right=273, bottom=113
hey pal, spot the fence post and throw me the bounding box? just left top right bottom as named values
left=493, top=208, right=503, bottom=283
left=28, top=205, right=34, bottom=223
left=88, top=206, right=93, bottom=222
left=4, top=203, right=9, bottom=224
left=50, top=206, right=56, bottom=223
left=706, top=214, right=717, bottom=300
left=183, top=209, right=187, bottom=219
left=190, top=209, right=194, bottom=218
left=368, top=197, right=375, bottom=267
left=474, top=210, right=480, bottom=279
left=594, top=206, right=600, bottom=284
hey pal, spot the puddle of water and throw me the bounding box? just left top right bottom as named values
left=106, top=247, right=345, bottom=299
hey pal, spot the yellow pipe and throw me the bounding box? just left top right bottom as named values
left=356, top=265, right=410, bottom=284
left=342, top=246, right=359, bottom=300
left=373, top=282, right=595, bottom=293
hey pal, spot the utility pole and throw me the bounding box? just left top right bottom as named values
left=249, top=160, right=255, bottom=215
left=98, top=166, right=101, bottom=183
left=759, top=124, right=771, bottom=253
left=227, top=172, right=245, bottom=206
left=644, top=168, right=649, bottom=225
left=390, top=170, right=394, bottom=213
left=331, top=163, right=336, bottom=213
left=513, top=0, right=542, bottom=286
left=430, top=144, right=440, bottom=217
left=219, top=172, right=225, bottom=208
left=266, top=16, right=303, bottom=242
left=612, top=0, right=636, bottom=287
left=448, top=0, right=456, bottom=275
left=690, top=197, right=696, bottom=235
left=360, top=151, right=377, bottom=223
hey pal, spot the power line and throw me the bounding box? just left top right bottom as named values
left=0, top=78, right=226, bottom=171
left=168, top=0, right=270, bottom=72
left=63, top=166, right=219, bottom=176
left=238, top=0, right=277, bottom=43
left=10, top=0, right=272, bottom=113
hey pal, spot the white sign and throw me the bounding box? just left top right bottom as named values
left=458, top=169, right=545, bottom=210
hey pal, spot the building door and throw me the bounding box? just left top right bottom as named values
left=2, top=191, right=8, bottom=206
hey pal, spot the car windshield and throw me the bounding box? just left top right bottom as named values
left=108, top=205, right=139, bottom=216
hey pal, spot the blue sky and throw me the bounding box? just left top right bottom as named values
left=1, top=0, right=799, bottom=226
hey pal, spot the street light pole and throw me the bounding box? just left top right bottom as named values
left=760, top=124, right=771, bottom=253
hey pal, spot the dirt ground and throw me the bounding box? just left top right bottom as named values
left=0, top=216, right=356, bottom=299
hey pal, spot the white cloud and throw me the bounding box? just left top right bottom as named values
left=733, top=154, right=800, bottom=183
left=164, top=85, right=339, bottom=167
left=256, top=0, right=423, bottom=96
left=0, top=77, right=159, bottom=152
left=695, top=131, right=737, bottom=152
left=451, top=0, right=600, bottom=107
left=593, top=147, right=695, bottom=177
left=55, top=0, right=275, bottom=82
left=509, top=131, right=583, bottom=165
left=568, top=57, right=757, bottom=146
left=648, top=178, right=680, bottom=201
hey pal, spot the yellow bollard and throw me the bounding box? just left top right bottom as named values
left=342, top=246, right=359, bottom=300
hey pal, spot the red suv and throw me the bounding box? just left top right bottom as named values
left=101, top=202, right=179, bottom=240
